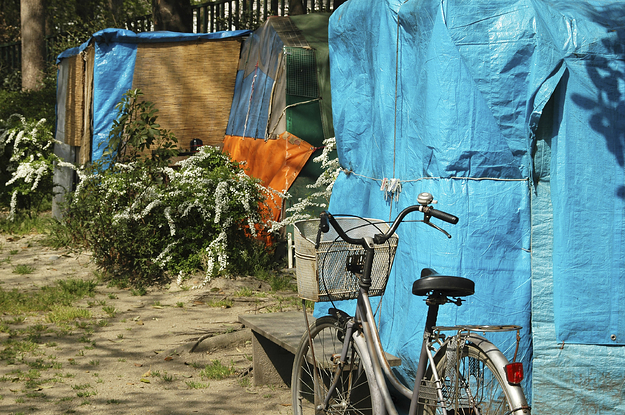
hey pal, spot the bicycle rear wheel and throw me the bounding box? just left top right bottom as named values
left=420, top=337, right=527, bottom=415
left=291, top=315, right=376, bottom=415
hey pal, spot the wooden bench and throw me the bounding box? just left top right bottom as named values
left=238, top=311, right=401, bottom=387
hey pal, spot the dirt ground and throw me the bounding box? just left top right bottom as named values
left=0, top=233, right=302, bottom=415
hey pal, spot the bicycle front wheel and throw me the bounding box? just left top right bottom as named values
left=291, top=315, right=376, bottom=415
left=421, top=337, right=529, bottom=415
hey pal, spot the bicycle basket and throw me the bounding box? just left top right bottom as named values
left=294, top=217, right=398, bottom=302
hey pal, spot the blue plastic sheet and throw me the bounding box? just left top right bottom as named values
left=226, top=70, right=275, bottom=138
left=91, top=39, right=137, bottom=162
left=324, top=0, right=625, bottom=410
left=226, top=21, right=284, bottom=138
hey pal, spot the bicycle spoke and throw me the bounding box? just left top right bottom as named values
left=292, top=317, right=375, bottom=415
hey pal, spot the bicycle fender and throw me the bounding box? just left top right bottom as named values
left=353, top=332, right=387, bottom=415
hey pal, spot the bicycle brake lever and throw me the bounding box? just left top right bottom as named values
left=426, top=220, right=452, bottom=239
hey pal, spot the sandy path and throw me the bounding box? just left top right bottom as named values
left=0, top=233, right=300, bottom=415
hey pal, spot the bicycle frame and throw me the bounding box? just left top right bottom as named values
left=297, top=200, right=530, bottom=415
left=319, top=284, right=529, bottom=415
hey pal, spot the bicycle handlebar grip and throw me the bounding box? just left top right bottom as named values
left=319, top=212, right=330, bottom=233
left=428, top=207, right=459, bottom=224
left=315, top=212, right=330, bottom=249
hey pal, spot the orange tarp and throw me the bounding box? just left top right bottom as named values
left=223, top=132, right=315, bottom=221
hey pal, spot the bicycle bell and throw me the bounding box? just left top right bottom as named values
left=417, top=192, right=434, bottom=206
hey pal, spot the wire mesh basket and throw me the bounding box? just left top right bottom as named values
left=294, top=217, right=399, bottom=302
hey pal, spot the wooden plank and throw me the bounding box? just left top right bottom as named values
left=239, top=311, right=309, bottom=354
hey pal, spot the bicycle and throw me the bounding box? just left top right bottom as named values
left=291, top=192, right=531, bottom=415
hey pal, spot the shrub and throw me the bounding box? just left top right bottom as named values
left=57, top=89, right=274, bottom=287
left=0, top=114, right=58, bottom=219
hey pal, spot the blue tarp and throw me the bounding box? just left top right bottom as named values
left=322, top=0, right=625, bottom=411
left=57, top=28, right=251, bottom=161
left=226, top=22, right=283, bottom=138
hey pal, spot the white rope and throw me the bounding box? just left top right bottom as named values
left=343, top=168, right=529, bottom=184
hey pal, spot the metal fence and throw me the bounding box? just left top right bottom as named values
left=0, top=0, right=337, bottom=74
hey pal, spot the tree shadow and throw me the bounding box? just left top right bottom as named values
left=569, top=3, right=625, bottom=199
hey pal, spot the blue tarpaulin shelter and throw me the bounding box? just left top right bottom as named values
left=55, top=28, right=250, bottom=164
left=53, top=28, right=250, bottom=217
left=320, top=0, right=625, bottom=412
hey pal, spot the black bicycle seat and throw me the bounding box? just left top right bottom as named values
left=412, top=268, right=475, bottom=297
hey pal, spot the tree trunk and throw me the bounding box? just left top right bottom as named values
left=152, top=0, right=192, bottom=32
left=20, top=0, right=46, bottom=91
left=288, top=0, right=305, bottom=15
left=109, top=0, right=124, bottom=26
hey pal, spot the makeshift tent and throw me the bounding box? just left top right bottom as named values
left=224, top=14, right=334, bottom=221
left=53, top=28, right=250, bottom=215
left=56, top=28, right=250, bottom=160
left=321, top=0, right=625, bottom=413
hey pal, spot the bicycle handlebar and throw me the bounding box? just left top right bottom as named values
left=316, top=194, right=458, bottom=249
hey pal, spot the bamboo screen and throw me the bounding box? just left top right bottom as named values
left=78, top=46, right=94, bottom=165
left=62, top=45, right=94, bottom=165
left=131, top=39, right=242, bottom=151
left=64, top=54, right=85, bottom=148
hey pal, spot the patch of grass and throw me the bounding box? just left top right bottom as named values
left=130, top=286, right=147, bottom=296
left=255, top=269, right=296, bottom=292
left=0, top=339, right=39, bottom=363
left=27, top=358, right=52, bottom=370
left=78, top=335, right=91, bottom=343
left=9, top=249, right=19, bottom=255
left=74, top=321, right=89, bottom=329
left=46, top=306, right=91, bottom=323
left=206, top=298, right=233, bottom=308
left=237, top=376, right=251, bottom=387
left=176, top=301, right=184, bottom=308
left=162, top=373, right=174, bottom=382
left=12, top=264, right=35, bottom=274
left=0, top=213, right=54, bottom=236
left=186, top=380, right=208, bottom=389
left=0, top=278, right=97, bottom=315
left=71, top=383, right=91, bottom=390
left=234, top=287, right=254, bottom=297
left=102, top=306, right=116, bottom=317
left=199, top=359, right=235, bottom=380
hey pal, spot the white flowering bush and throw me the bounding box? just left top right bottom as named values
left=58, top=90, right=273, bottom=287
left=0, top=114, right=58, bottom=220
